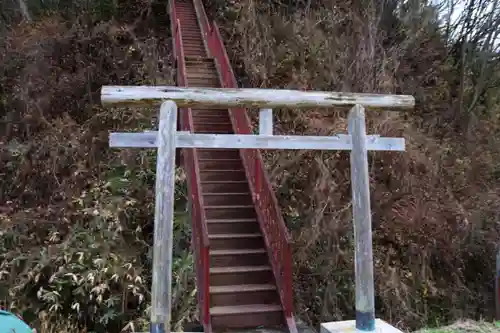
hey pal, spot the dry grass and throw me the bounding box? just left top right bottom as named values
left=416, top=320, right=500, bottom=333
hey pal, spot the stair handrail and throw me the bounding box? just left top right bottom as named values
left=171, top=2, right=211, bottom=331
left=205, top=16, right=296, bottom=332
left=192, top=0, right=211, bottom=36
left=211, top=23, right=239, bottom=90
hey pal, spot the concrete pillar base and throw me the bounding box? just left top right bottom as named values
left=320, top=319, right=403, bottom=333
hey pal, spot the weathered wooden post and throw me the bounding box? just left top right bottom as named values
left=259, top=108, right=273, bottom=135
left=151, top=100, right=177, bottom=333
left=348, top=104, right=375, bottom=332
left=256, top=108, right=273, bottom=199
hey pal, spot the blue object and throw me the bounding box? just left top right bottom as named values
left=0, top=310, right=33, bottom=333
left=150, top=323, right=165, bottom=333
left=356, top=310, right=375, bottom=331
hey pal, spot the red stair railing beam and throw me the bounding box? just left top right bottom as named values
left=206, top=17, right=296, bottom=331
left=171, top=1, right=211, bottom=332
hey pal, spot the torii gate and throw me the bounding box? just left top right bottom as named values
left=101, top=86, right=414, bottom=333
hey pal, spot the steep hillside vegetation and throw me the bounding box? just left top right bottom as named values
left=0, top=2, right=199, bottom=332
left=1, top=0, right=500, bottom=332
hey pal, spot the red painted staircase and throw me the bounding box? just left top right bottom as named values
left=170, top=0, right=296, bottom=332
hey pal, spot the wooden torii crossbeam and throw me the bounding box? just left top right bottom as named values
left=102, top=85, right=415, bottom=333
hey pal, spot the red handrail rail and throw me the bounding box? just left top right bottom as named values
left=201, top=11, right=296, bottom=332
left=171, top=1, right=211, bottom=331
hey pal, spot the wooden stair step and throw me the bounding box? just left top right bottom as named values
left=183, top=48, right=205, bottom=52
left=206, top=218, right=260, bottom=234
left=185, top=56, right=214, bottom=62
left=204, top=205, right=256, bottom=219
left=192, top=118, right=230, bottom=123
left=187, top=73, right=219, bottom=79
left=184, top=52, right=207, bottom=57
left=201, top=170, right=244, bottom=172
left=193, top=122, right=231, bottom=126
left=189, top=82, right=220, bottom=88
left=186, top=73, right=218, bottom=78
left=185, top=64, right=216, bottom=70
left=191, top=108, right=226, bottom=112
left=199, top=167, right=245, bottom=172
left=183, top=43, right=205, bottom=47
left=193, top=121, right=231, bottom=126
left=198, top=159, right=241, bottom=163
left=201, top=180, right=248, bottom=187
left=183, top=43, right=204, bottom=47
left=205, top=205, right=254, bottom=209
left=209, top=233, right=261, bottom=239
left=210, top=304, right=282, bottom=315
left=192, top=115, right=230, bottom=120
left=210, top=248, right=266, bottom=255
left=194, top=129, right=233, bottom=133
left=200, top=170, right=246, bottom=182
left=183, top=49, right=206, bottom=53
left=210, top=248, right=267, bottom=267
left=201, top=180, right=250, bottom=193
left=203, top=193, right=253, bottom=206
left=197, top=149, right=241, bottom=159
left=210, top=265, right=271, bottom=273
left=210, top=284, right=279, bottom=306
left=210, top=304, right=284, bottom=328
left=210, top=265, right=274, bottom=286
left=188, top=83, right=220, bottom=88
left=192, top=115, right=229, bottom=120
left=182, top=37, right=202, bottom=40
left=201, top=180, right=247, bottom=184
left=199, top=158, right=241, bottom=163
left=207, top=218, right=257, bottom=223
left=188, top=78, right=219, bottom=83
left=204, top=192, right=250, bottom=196
left=210, top=284, right=276, bottom=293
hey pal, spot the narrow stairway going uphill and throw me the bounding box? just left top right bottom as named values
left=170, top=0, right=297, bottom=332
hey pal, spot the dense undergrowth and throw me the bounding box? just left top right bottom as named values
left=1, top=0, right=500, bottom=332
left=0, top=2, right=198, bottom=332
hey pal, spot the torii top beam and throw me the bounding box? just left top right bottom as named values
left=101, top=86, right=415, bottom=111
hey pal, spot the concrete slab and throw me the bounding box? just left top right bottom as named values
left=176, top=316, right=317, bottom=333
left=320, top=319, right=403, bottom=333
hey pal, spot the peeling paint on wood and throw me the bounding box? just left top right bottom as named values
left=101, top=86, right=415, bottom=110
